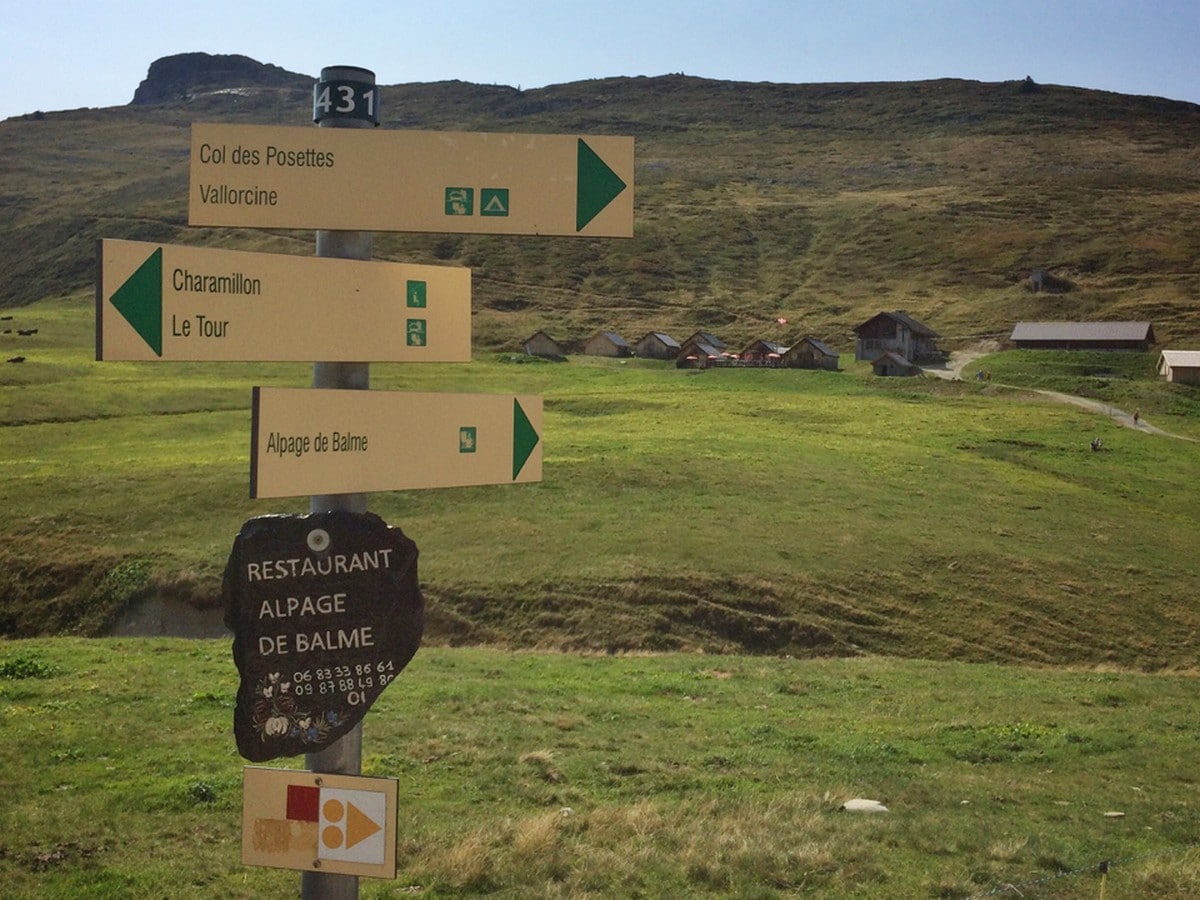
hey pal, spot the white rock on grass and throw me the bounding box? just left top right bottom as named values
left=840, top=798, right=889, bottom=813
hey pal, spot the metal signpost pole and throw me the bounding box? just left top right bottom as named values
left=303, top=64, right=379, bottom=900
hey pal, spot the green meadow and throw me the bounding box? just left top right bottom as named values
left=2, top=641, right=1200, bottom=898
left=4, top=292, right=1200, bottom=665
left=2, top=292, right=1199, bottom=896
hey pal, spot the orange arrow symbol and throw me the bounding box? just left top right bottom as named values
left=344, top=801, right=382, bottom=849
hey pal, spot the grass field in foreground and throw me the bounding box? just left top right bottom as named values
left=1, top=639, right=1198, bottom=898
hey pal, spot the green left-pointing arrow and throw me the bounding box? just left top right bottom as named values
left=513, top=399, right=540, bottom=480
left=110, top=247, right=163, bottom=356
left=576, top=138, right=627, bottom=232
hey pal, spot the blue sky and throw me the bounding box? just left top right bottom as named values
left=2, top=0, right=1197, bottom=121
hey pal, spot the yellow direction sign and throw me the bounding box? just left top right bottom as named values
left=188, top=123, right=633, bottom=237
left=241, top=767, right=397, bottom=878
left=96, top=239, right=470, bottom=362
left=251, top=387, right=542, bottom=499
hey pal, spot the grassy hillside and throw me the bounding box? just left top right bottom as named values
left=3, top=293, right=1199, bottom=671
left=2, top=66, right=1199, bottom=352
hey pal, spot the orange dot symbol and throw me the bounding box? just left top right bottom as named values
left=323, top=799, right=345, bottom=823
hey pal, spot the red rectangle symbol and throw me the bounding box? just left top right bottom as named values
left=286, top=784, right=320, bottom=822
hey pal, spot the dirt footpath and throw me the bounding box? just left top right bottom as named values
left=922, top=342, right=1196, bottom=442
left=922, top=340, right=1000, bottom=381
left=1029, top=390, right=1195, bottom=440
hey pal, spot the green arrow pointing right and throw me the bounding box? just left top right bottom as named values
left=513, top=399, right=540, bottom=480
left=110, top=246, right=163, bottom=356
left=576, top=139, right=627, bottom=232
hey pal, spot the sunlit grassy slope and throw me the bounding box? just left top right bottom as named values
left=2, top=72, right=1199, bottom=349
left=3, top=293, right=1198, bottom=670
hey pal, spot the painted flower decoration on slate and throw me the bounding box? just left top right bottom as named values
left=250, top=672, right=338, bottom=746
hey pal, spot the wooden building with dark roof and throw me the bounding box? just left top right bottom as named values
left=682, top=331, right=727, bottom=352
left=782, top=335, right=840, bottom=371
left=634, top=331, right=681, bottom=360
left=676, top=335, right=725, bottom=369
left=583, top=330, right=632, bottom=358
left=854, top=311, right=940, bottom=362
left=871, top=350, right=920, bottom=377
left=740, top=339, right=787, bottom=366
left=522, top=330, right=565, bottom=359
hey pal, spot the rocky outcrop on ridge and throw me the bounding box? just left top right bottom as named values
left=131, top=52, right=311, bottom=105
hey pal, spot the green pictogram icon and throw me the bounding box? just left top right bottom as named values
left=481, top=188, right=509, bottom=217
left=445, top=187, right=473, bottom=216
left=459, top=427, right=477, bottom=453
left=406, top=319, right=427, bottom=346
left=406, top=280, right=426, bottom=308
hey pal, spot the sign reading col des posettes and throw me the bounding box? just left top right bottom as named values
left=222, top=511, right=423, bottom=762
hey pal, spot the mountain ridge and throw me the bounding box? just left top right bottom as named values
left=2, top=52, right=1198, bottom=349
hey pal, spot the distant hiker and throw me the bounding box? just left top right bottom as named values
left=976, top=370, right=984, bottom=381
left=1133, top=408, right=1140, bottom=426
left=1091, top=437, right=1103, bottom=452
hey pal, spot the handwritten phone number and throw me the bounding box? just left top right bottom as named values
left=288, top=662, right=395, bottom=696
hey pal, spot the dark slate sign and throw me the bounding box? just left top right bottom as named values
left=222, top=511, right=423, bottom=762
